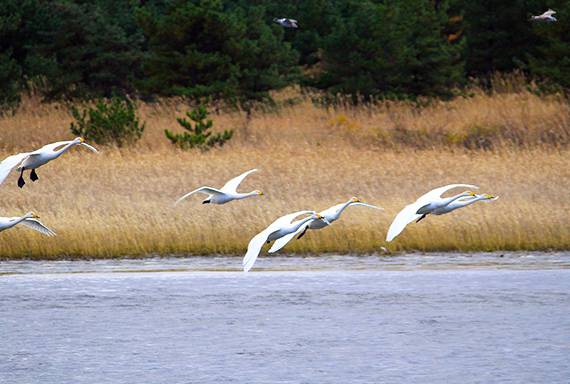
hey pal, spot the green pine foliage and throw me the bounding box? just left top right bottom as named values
left=2, top=0, right=570, bottom=111
left=525, top=1, right=570, bottom=91
left=70, top=98, right=146, bottom=147
left=165, top=105, right=234, bottom=150
left=136, top=0, right=298, bottom=103
left=305, top=0, right=464, bottom=101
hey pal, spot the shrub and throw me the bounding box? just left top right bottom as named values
left=165, top=105, right=233, bottom=150
left=70, top=98, right=145, bottom=147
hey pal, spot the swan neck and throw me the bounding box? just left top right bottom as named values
left=54, top=142, right=77, bottom=158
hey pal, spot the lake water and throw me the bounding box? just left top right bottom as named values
left=1, top=253, right=569, bottom=384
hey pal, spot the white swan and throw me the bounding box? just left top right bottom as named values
left=243, top=210, right=327, bottom=272
left=0, top=212, right=56, bottom=236
left=175, top=169, right=263, bottom=206
left=416, top=193, right=499, bottom=222
left=273, top=18, right=298, bottom=28
left=0, top=137, right=101, bottom=188
left=386, top=184, right=478, bottom=242
left=268, top=197, right=382, bottom=253
left=528, top=9, right=557, bottom=22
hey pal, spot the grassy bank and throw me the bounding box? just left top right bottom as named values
left=1, top=81, right=569, bottom=259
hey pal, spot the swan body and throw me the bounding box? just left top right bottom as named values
left=418, top=194, right=499, bottom=221
left=386, top=184, right=478, bottom=242
left=268, top=197, right=382, bottom=253
left=273, top=18, right=298, bottom=28
left=175, top=169, right=262, bottom=205
left=528, top=9, right=557, bottom=22
left=0, top=137, right=101, bottom=188
left=243, top=210, right=326, bottom=272
left=0, top=212, right=56, bottom=236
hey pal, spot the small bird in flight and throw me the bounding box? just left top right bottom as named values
left=273, top=18, right=298, bottom=28
left=528, top=9, right=557, bottom=22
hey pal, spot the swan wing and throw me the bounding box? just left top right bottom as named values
left=268, top=222, right=310, bottom=253
left=269, top=210, right=315, bottom=229
left=419, top=184, right=478, bottom=202
left=174, top=187, right=223, bottom=206
left=20, top=219, right=57, bottom=236
left=220, top=169, right=259, bottom=193
left=386, top=201, right=427, bottom=242
left=0, top=153, right=29, bottom=186
left=243, top=210, right=313, bottom=272
left=543, top=9, right=556, bottom=16
left=243, top=228, right=274, bottom=272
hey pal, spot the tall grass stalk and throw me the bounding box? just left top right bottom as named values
left=0, top=78, right=569, bottom=259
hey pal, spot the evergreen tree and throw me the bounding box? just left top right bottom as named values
left=307, top=0, right=464, bottom=100
left=136, top=0, right=298, bottom=102
left=526, top=1, right=570, bottom=90
left=454, top=0, right=545, bottom=77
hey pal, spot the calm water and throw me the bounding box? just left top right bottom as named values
left=1, top=253, right=569, bottom=384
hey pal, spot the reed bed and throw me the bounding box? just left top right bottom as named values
left=1, top=81, right=569, bottom=259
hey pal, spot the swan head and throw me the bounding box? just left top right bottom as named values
left=256, top=191, right=263, bottom=196
left=350, top=197, right=360, bottom=203
left=26, top=212, right=39, bottom=219
left=73, top=137, right=85, bottom=144
left=484, top=194, right=499, bottom=202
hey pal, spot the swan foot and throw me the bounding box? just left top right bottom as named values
left=416, top=214, right=427, bottom=223
left=202, top=200, right=210, bottom=204
left=30, top=169, right=38, bottom=182
left=17, top=171, right=25, bottom=188
left=297, top=227, right=308, bottom=240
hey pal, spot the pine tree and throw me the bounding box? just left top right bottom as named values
left=307, top=0, right=464, bottom=100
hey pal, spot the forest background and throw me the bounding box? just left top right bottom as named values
left=0, top=0, right=569, bottom=259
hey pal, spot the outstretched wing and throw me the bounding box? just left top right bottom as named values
left=543, top=9, right=556, bottom=16
left=220, top=169, right=259, bottom=193
left=386, top=202, right=426, bottom=242
left=243, top=228, right=274, bottom=272
left=267, top=210, right=315, bottom=230
left=268, top=222, right=310, bottom=253
left=243, top=210, right=314, bottom=271
left=0, top=153, right=29, bottom=187
left=419, top=184, right=478, bottom=202
left=20, top=218, right=57, bottom=237
left=174, top=187, right=222, bottom=206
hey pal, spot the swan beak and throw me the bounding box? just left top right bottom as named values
left=354, top=197, right=360, bottom=202
left=468, top=191, right=475, bottom=196
left=33, top=213, right=39, bottom=218
left=258, top=191, right=263, bottom=195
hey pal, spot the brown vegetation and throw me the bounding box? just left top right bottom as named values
left=1, top=78, right=569, bottom=259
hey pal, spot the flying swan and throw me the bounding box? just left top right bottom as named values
left=386, top=184, right=477, bottom=242
left=268, top=197, right=382, bottom=253
left=0, top=137, right=101, bottom=188
left=415, top=193, right=499, bottom=222
left=528, top=9, right=557, bottom=22
left=273, top=18, right=298, bottom=28
left=243, top=210, right=329, bottom=272
left=175, top=169, right=263, bottom=205
left=0, top=212, right=56, bottom=236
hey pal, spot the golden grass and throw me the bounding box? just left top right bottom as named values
left=1, top=81, right=569, bottom=259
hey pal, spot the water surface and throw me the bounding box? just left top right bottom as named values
left=1, top=253, right=569, bottom=383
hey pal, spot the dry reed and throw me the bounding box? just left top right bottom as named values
left=0, top=79, right=569, bottom=259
